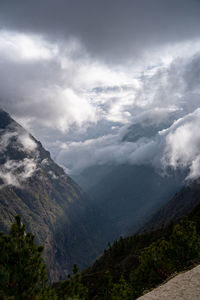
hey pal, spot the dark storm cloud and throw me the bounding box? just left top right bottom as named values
left=1, top=0, right=200, bottom=63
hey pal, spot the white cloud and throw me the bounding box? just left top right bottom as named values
left=29, top=86, right=98, bottom=132
left=0, top=131, right=17, bottom=152
left=56, top=133, right=152, bottom=174
left=18, top=133, right=37, bottom=152
left=186, top=155, right=200, bottom=181
left=161, top=109, right=200, bottom=173
left=0, top=127, right=38, bottom=187
left=56, top=108, right=200, bottom=182
left=0, top=30, right=58, bottom=61
left=0, top=158, right=37, bottom=187
left=0, top=126, right=37, bottom=154
left=40, top=49, right=200, bottom=181
left=2, top=29, right=199, bottom=136
left=1, top=29, right=200, bottom=183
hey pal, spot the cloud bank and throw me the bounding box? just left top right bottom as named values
left=57, top=108, right=200, bottom=181
left=0, top=1, right=200, bottom=182
left=1, top=0, right=200, bottom=63
left=55, top=52, right=200, bottom=180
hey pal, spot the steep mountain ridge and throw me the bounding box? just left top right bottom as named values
left=0, top=109, right=108, bottom=281
left=140, top=178, right=200, bottom=232
left=78, top=180, right=200, bottom=299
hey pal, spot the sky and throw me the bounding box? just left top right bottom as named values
left=1, top=0, right=200, bottom=180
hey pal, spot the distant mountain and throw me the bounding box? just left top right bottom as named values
left=73, top=116, right=185, bottom=237
left=0, top=109, right=109, bottom=281
left=122, top=120, right=169, bottom=142
left=79, top=181, right=200, bottom=299
left=88, top=164, right=184, bottom=235
left=140, top=178, right=200, bottom=232
left=72, top=165, right=114, bottom=192
left=122, top=111, right=179, bottom=142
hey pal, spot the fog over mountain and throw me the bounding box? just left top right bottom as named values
left=0, top=1, right=200, bottom=183
left=0, top=109, right=113, bottom=281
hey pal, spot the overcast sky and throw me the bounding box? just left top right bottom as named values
left=1, top=0, right=200, bottom=179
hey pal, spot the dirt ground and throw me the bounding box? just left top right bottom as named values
left=137, top=264, right=200, bottom=300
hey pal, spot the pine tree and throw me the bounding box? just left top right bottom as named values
left=56, top=264, right=88, bottom=299
left=110, top=276, right=132, bottom=300
left=0, top=215, right=56, bottom=299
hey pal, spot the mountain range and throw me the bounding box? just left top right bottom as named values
left=0, top=109, right=111, bottom=281
left=1, top=108, right=200, bottom=292
left=78, top=176, right=200, bottom=299
left=73, top=114, right=186, bottom=236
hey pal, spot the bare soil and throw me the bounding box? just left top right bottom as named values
left=138, top=264, right=200, bottom=300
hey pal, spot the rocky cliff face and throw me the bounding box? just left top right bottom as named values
left=0, top=109, right=106, bottom=281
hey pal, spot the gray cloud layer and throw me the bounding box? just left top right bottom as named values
left=1, top=0, right=200, bottom=63
left=0, top=1, right=200, bottom=182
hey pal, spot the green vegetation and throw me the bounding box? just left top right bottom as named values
left=57, top=215, right=200, bottom=299
left=130, top=218, right=200, bottom=298
left=0, top=215, right=55, bottom=299
left=2, top=209, right=200, bottom=299
left=0, top=216, right=88, bottom=300
left=54, top=264, right=88, bottom=299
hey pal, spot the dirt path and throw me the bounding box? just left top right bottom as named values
left=137, top=264, right=200, bottom=300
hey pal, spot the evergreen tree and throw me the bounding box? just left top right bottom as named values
left=0, top=215, right=56, bottom=299
left=110, top=276, right=132, bottom=300
left=57, top=264, right=88, bottom=299
left=97, top=270, right=113, bottom=300
left=130, top=218, right=200, bottom=299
